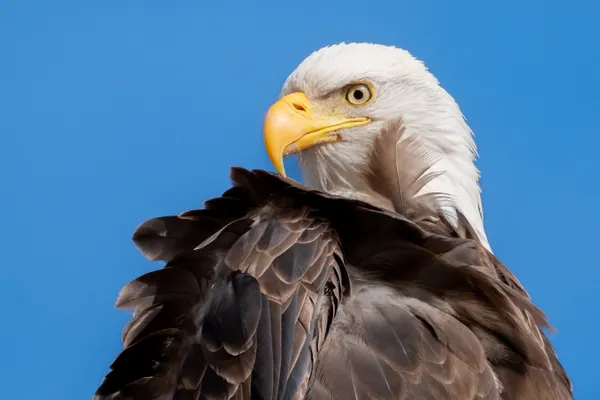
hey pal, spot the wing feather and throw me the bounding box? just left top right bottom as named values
left=94, top=168, right=572, bottom=400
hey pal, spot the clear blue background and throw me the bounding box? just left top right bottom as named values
left=2, top=1, right=597, bottom=398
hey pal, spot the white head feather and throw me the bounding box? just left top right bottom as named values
left=279, top=43, right=490, bottom=250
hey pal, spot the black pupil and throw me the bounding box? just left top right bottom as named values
left=353, top=90, right=364, bottom=100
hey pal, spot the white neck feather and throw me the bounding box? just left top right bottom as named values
left=298, top=124, right=491, bottom=252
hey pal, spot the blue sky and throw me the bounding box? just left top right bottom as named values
left=2, top=1, right=597, bottom=398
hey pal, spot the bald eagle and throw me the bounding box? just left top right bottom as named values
left=94, top=43, right=572, bottom=399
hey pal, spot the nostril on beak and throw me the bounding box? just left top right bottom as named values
left=292, top=103, right=306, bottom=112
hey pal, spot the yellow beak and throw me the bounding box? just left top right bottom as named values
left=263, top=92, right=370, bottom=176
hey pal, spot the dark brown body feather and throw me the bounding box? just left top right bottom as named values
left=94, top=168, right=572, bottom=400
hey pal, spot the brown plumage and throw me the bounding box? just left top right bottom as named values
left=94, top=161, right=572, bottom=399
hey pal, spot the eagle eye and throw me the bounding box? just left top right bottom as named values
left=345, top=83, right=374, bottom=106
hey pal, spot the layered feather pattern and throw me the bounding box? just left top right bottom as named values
left=94, top=166, right=572, bottom=400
